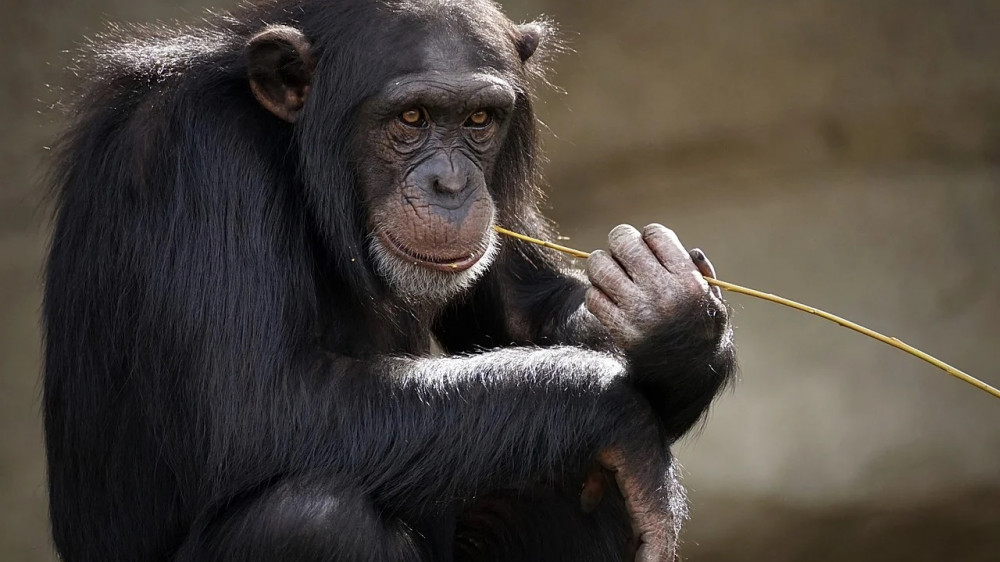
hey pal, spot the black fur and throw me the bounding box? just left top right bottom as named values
left=43, top=1, right=735, bottom=560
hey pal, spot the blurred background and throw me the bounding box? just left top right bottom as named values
left=2, top=0, right=999, bottom=560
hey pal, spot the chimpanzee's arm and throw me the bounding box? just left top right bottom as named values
left=218, top=347, right=668, bottom=519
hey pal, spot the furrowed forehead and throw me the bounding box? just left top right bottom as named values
left=382, top=71, right=517, bottom=113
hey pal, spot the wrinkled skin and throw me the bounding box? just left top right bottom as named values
left=359, top=70, right=513, bottom=271
left=587, top=224, right=723, bottom=352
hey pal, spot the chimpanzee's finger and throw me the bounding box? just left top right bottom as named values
left=688, top=249, right=715, bottom=279
left=641, top=224, right=692, bottom=274
left=689, top=248, right=722, bottom=299
left=584, top=286, right=628, bottom=330
left=607, top=224, right=664, bottom=284
left=586, top=249, right=637, bottom=305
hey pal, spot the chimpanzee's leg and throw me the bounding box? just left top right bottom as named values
left=175, top=478, right=425, bottom=562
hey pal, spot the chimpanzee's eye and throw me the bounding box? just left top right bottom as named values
left=464, top=109, right=492, bottom=128
left=399, top=108, right=427, bottom=127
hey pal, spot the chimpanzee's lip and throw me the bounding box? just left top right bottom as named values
left=378, top=231, right=483, bottom=273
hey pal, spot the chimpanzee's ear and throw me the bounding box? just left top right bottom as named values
left=514, top=22, right=545, bottom=63
left=246, top=25, right=315, bottom=123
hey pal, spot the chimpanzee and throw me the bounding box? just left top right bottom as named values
left=43, top=0, right=735, bottom=560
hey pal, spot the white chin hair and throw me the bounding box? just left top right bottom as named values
left=368, top=230, right=499, bottom=305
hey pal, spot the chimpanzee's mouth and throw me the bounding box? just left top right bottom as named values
left=378, top=231, right=484, bottom=273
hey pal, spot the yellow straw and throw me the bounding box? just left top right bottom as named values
left=492, top=225, right=999, bottom=400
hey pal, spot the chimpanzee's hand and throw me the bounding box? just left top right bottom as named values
left=584, top=223, right=723, bottom=352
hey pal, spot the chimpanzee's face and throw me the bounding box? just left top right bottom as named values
left=356, top=50, right=518, bottom=301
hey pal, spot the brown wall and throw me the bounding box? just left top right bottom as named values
left=2, top=1, right=999, bottom=560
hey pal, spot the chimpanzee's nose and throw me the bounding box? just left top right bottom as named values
left=431, top=170, right=468, bottom=194
left=420, top=156, right=469, bottom=195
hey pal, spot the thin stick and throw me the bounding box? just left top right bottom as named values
left=494, top=226, right=592, bottom=259
left=492, top=225, right=1000, bottom=400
